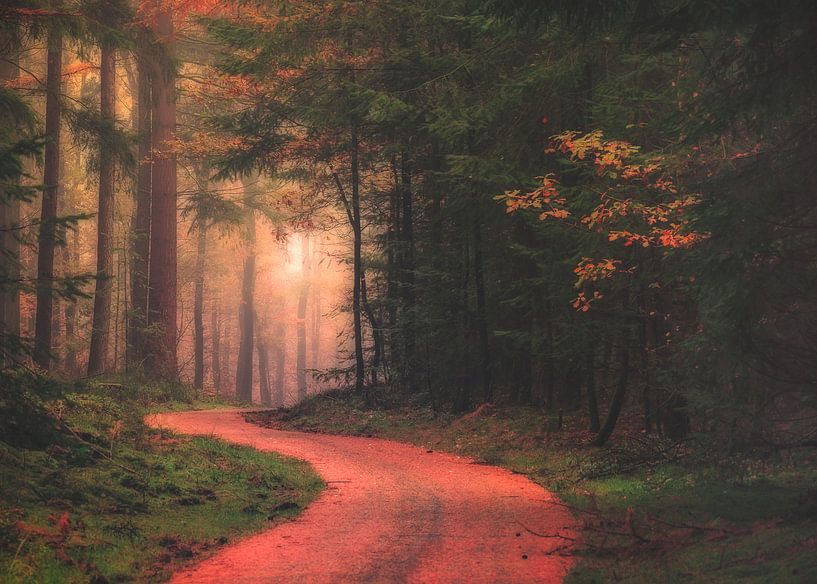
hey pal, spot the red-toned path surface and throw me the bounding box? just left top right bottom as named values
left=147, top=410, right=577, bottom=583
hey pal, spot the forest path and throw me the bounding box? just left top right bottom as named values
left=147, top=409, right=577, bottom=583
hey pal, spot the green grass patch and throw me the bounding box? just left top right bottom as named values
left=0, top=377, right=323, bottom=583
left=246, top=389, right=817, bottom=583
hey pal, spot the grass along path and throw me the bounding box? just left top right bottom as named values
left=245, top=390, right=817, bottom=584
left=1, top=386, right=322, bottom=583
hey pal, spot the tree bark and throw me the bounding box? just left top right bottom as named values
left=0, top=38, right=21, bottom=363
left=34, top=27, right=63, bottom=370
left=273, top=317, right=286, bottom=407
left=128, top=33, right=152, bottom=370
left=88, top=45, right=117, bottom=376
left=145, top=8, right=177, bottom=380
left=235, top=205, right=256, bottom=403
left=296, top=234, right=310, bottom=401
left=310, top=247, right=321, bottom=370
left=587, top=346, right=601, bottom=432
left=360, top=268, right=383, bottom=384
left=63, top=226, right=80, bottom=374
left=257, top=318, right=272, bottom=406
left=472, top=199, right=492, bottom=403
left=386, top=155, right=401, bottom=369
left=399, top=153, right=415, bottom=377
left=351, top=124, right=365, bottom=391
left=193, top=219, right=207, bottom=391
left=211, top=304, right=222, bottom=395
left=221, top=317, right=232, bottom=397
left=193, top=168, right=207, bottom=389
left=593, top=331, right=631, bottom=446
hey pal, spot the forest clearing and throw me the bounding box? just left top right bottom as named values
left=2, top=1, right=817, bottom=582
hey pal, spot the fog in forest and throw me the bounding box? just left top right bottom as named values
left=9, top=42, right=354, bottom=403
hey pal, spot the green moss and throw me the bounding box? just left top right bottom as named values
left=0, top=384, right=322, bottom=583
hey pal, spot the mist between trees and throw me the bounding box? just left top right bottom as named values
left=1, top=0, right=816, bottom=448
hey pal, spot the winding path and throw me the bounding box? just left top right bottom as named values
left=148, top=410, right=577, bottom=583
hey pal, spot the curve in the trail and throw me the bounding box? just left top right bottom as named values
left=148, top=409, right=578, bottom=584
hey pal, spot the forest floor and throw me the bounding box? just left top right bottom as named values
left=0, top=381, right=322, bottom=583
left=246, top=389, right=817, bottom=584
left=151, top=409, right=577, bottom=583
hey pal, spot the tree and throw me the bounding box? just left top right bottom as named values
left=87, top=42, right=117, bottom=375
left=235, top=189, right=256, bottom=403
left=33, top=22, right=63, bottom=371
left=144, top=3, right=178, bottom=380
left=257, top=314, right=272, bottom=406
left=0, top=26, right=24, bottom=365
left=296, top=233, right=310, bottom=400
left=127, top=27, right=153, bottom=370
left=192, top=166, right=209, bottom=391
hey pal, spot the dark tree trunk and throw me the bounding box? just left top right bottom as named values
left=360, top=268, right=383, bottom=384
left=193, top=219, right=207, bottom=391
left=386, top=155, right=401, bottom=369
left=128, top=35, right=152, bottom=370
left=0, top=40, right=21, bottom=362
left=453, top=237, right=472, bottom=414
left=63, top=230, right=80, bottom=374
left=399, top=153, right=415, bottom=376
left=193, top=164, right=208, bottom=391
left=587, top=346, right=601, bottom=432
left=88, top=45, right=117, bottom=376
left=351, top=125, right=365, bottom=391
left=544, top=298, right=555, bottom=410
left=34, top=28, right=62, bottom=370
left=296, top=234, right=310, bottom=401
left=211, top=304, right=222, bottom=395
left=593, top=331, right=631, bottom=446
left=257, top=320, right=272, bottom=406
left=472, top=200, right=492, bottom=403
left=221, top=317, right=232, bottom=397
left=310, top=250, right=321, bottom=370
left=273, top=316, right=286, bottom=407
left=145, top=8, right=177, bottom=380
left=235, top=206, right=256, bottom=403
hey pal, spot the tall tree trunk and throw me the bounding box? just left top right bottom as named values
left=211, top=303, right=222, bottom=395
left=128, top=34, right=152, bottom=370
left=399, top=153, right=415, bottom=378
left=193, top=221, right=206, bottom=391
left=472, top=199, right=492, bottom=403
left=310, top=250, right=321, bottom=370
left=34, top=27, right=63, bottom=370
left=593, top=329, right=631, bottom=446
left=221, top=317, right=232, bottom=397
left=638, top=284, right=654, bottom=434
left=145, top=8, right=177, bottom=380
left=235, top=206, right=256, bottom=402
left=193, top=166, right=208, bottom=391
left=586, top=346, right=601, bottom=432
left=386, top=155, right=401, bottom=370
left=0, top=38, right=21, bottom=363
left=257, top=319, right=272, bottom=406
left=88, top=45, right=117, bottom=375
left=63, top=231, right=79, bottom=374
left=360, top=268, right=383, bottom=384
left=296, top=234, right=310, bottom=401
left=453, top=236, right=471, bottom=414
left=351, top=124, right=365, bottom=391
left=273, top=316, right=286, bottom=407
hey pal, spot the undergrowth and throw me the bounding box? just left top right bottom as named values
left=246, top=389, right=817, bottom=584
left=0, top=371, right=322, bottom=583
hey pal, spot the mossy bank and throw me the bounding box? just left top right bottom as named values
left=0, top=374, right=322, bottom=583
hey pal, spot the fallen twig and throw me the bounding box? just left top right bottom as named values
left=516, top=521, right=578, bottom=541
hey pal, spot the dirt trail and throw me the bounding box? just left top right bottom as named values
left=148, top=409, right=577, bottom=583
